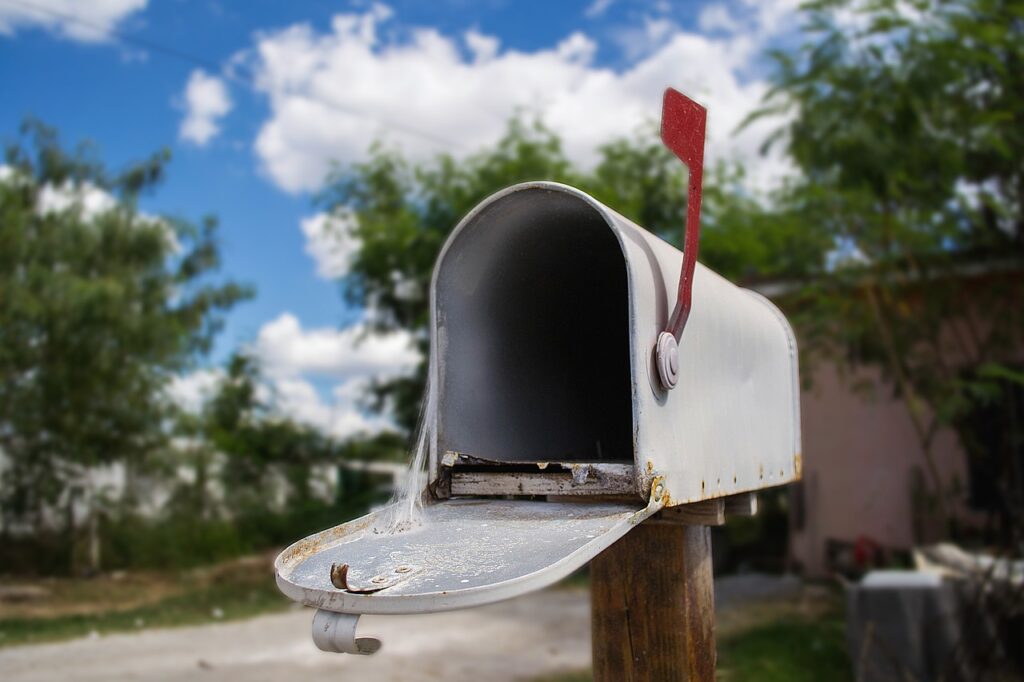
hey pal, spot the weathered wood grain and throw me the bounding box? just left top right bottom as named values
left=724, top=492, right=758, bottom=517
left=591, top=522, right=716, bottom=681
left=653, top=499, right=726, bottom=526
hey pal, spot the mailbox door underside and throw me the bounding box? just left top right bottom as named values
left=276, top=497, right=656, bottom=615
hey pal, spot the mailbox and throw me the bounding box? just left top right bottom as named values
left=275, top=89, right=800, bottom=655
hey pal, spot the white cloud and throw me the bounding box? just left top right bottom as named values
left=268, top=376, right=394, bottom=440
left=743, top=0, right=804, bottom=38
left=244, top=2, right=798, bottom=195
left=255, top=313, right=418, bottom=381
left=585, top=0, right=616, bottom=19
left=1, top=166, right=117, bottom=219
left=699, top=5, right=740, bottom=34
left=0, top=0, right=146, bottom=43
left=301, top=210, right=359, bottom=279
left=179, top=69, right=232, bottom=146
left=610, top=15, right=678, bottom=61
left=167, top=369, right=223, bottom=414
left=464, top=29, right=498, bottom=63
left=167, top=313, right=418, bottom=439
left=252, top=312, right=419, bottom=439
left=36, top=180, right=117, bottom=218
left=31, top=177, right=179, bottom=250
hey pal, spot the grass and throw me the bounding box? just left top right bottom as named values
left=0, top=555, right=291, bottom=648
left=531, top=673, right=593, bottom=682
left=716, top=609, right=851, bottom=681
left=531, top=586, right=852, bottom=682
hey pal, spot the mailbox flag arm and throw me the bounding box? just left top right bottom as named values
left=655, top=88, right=707, bottom=390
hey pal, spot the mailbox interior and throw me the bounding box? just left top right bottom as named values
left=433, top=188, right=638, bottom=498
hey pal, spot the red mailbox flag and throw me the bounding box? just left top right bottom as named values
left=660, top=88, right=707, bottom=342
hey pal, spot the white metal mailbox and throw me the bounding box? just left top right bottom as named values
left=429, top=180, right=801, bottom=505
left=275, top=89, right=801, bottom=655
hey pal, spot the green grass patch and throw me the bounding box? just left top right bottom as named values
left=0, top=573, right=290, bottom=648
left=717, top=612, right=851, bottom=681
left=531, top=598, right=851, bottom=682
left=531, top=672, right=592, bottom=682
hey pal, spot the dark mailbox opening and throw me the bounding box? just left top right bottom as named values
left=435, top=186, right=634, bottom=478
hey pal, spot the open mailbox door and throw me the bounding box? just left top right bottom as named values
left=275, top=89, right=801, bottom=655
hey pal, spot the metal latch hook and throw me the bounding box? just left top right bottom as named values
left=312, top=610, right=382, bottom=655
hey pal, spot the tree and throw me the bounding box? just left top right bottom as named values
left=172, top=352, right=404, bottom=547
left=756, top=0, right=1024, bottom=544
left=197, top=353, right=336, bottom=516
left=0, top=121, right=251, bottom=570
left=320, top=118, right=828, bottom=432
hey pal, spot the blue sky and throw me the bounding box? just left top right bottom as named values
left=0, top=0, right=798, bottom=436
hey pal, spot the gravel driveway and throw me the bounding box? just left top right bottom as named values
left=0, top=588, right=590, bottom=682
left=0, top=574, right=801, bottom=682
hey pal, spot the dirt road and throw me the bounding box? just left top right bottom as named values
left=0, top=588, right=590, bottom=682
left=0, top=574, right=801, bottom=681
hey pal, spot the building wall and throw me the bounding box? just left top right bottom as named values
left=789, top=362, right=970, bottom=576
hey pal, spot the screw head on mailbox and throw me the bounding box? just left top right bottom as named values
left=275, top=88, right=801, bottom=656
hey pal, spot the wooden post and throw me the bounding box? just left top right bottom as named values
left=591, top=521, right=716, bottom=681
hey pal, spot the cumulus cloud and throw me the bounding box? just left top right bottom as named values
left=36, top=180, right=117, bottom=218
left=0, top=0, right=146, bottom=43
left=267, top=376, right=394, bottom=440
left=167, top=313, right=418, bottom=439
left=610, top=15, right=678, bottom=61
left=301, top=211, right=359, bottom=279
left=244, top=1, right=799, bottom=194
left=28, top=176, right=179, bottom=250
left=464, top=28, right=498, bottom=62
left=167, top=369, right=223, bottom=414
left=255, top=313, right=418, bottom=381
left=247, top=313, right=419, bottom=439
left=179, top=69, right=232, bottom=146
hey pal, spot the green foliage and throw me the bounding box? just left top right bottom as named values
left=163, top=352, right=398, bottom=562
left=0, top=563, right=288, bottom=648
left=0, top=121, right=251, bottom=546
left=755, top=0, right=1024, bottom=539
left=103, top=513, right=248, bottom=570
left=190, top=353, right=338, bottom=516
left=762, top=0, right=1023, bottom=257
left=103, top=495, right=382, bottom=572
left=323, top=118, right=829, bottom=431
left=527, top=599, right=851, bottom=682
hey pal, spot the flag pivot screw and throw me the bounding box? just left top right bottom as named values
left=656, top=331, right=679, bottom=390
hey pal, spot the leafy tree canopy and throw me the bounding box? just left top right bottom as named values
left=172, top=351, right=407, bottom=525
left=758, top=0, right=1024, bottom=538
left=0, top=121, right=252, bottom=528
left=322, top=118, right=830, bottom=430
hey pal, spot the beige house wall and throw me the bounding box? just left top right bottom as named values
left=789, top=362, right=971, bottom=576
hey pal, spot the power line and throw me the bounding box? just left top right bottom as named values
left=0, top=0, right=463, bottom=152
